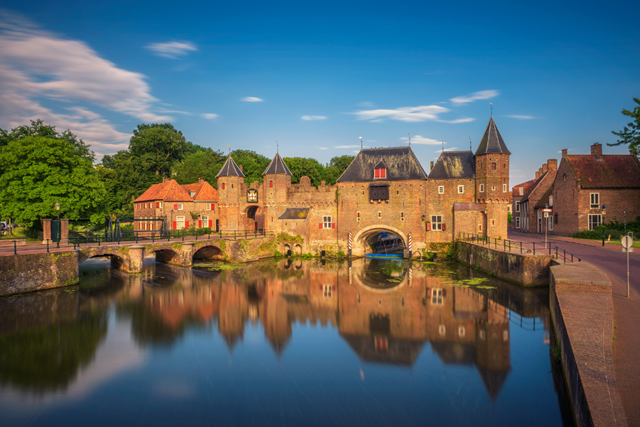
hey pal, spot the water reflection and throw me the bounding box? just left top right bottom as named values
left=0, top=257, right=568, bottom=426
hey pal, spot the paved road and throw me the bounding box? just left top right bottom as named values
left=510, top=231, right=640, bottom=427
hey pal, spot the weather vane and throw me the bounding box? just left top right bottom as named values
left=490, top=102, right=493, bottom=118
left=469, top=137, right=472, bottom=151
left=359, top=136, right=362, bottom=149
left=408, top=133, right=411, bottom=147
left=276, top=141, right=278, bottom=153
left=441, top=138, right=444, bottom=153
left=227, top=144, right=230, bottom=155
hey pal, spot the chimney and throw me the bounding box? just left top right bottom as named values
left=591, top=143, right=603, bottom=159
left=547, top=159, right=558, bottom=171
left=163, top=176, right=168, bottom=183
left=321, top=180, right=326, bottom=186
left=561, top=149, right=568, bottom=158
left=430, top=161, right=434, bottom=170
left=542, top=164, right=548, bottom=174
left=535, top=170, right=540, bottom=179
left=198, top=177, right=204, bottom=184
left=239, top=165, right=244, bottom=172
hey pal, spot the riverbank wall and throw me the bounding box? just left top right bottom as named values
left=456, top=241, right=552, bottom=286
left=0, top=251, right=79, bottom=297
left=549, top=261, right=627, bottom=427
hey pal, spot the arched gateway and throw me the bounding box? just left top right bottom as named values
left=352, top=225, right=408, bottom=257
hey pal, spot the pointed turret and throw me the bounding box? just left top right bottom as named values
left=216, top=156, right=245, bottom=178
left=263, top=152, right=292, bottom=176
left=475, top=117, right=511, bottom=156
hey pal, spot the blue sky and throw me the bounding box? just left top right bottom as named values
left=1, top=0, right=638, bottom=184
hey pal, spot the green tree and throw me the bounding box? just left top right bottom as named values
left=325, top=155, right=355, bottom=185
left=129, top=123, right=190, bottom=176
left=609, top=97, right=640, bottom=155
left=0, top=136, right=107, bottom=230
left=173, top=148, right=226, bottom=187
left=284, top=157, right=327, bottom=187
left=231, top=150, right=271, bottom=185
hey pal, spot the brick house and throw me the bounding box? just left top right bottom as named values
left=134, top=116, right=512, bottom=255
left=512, top=179, right=534, bottom=231
left=516, top=159, right=557, bottom=234
left=552, top=143, right=640, bottom=235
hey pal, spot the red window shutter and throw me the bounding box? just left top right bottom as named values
left=332, top=223, right=335, bottom=229
left=443, top=289, right=447, bottom=297
left=198, top=220, right=202, bottom=228
left=442, top=223, right=447, bottom=231
left=270, top=181, right=273, bottom=188
left=209, top=220, right=212, bottom=227
left=319, top=223, right=323, bottom=229
left=319, top=285, right=323, bottom=291
left=426, top=223, right=431, bottom=231
left=185, top=221, right=189, bottom=229
left=427, top=288, right=431, bottom=296
left=332, top=286, right=336, bottom=292
left=173, top=221, right=177, bottom=229
left=222, top=183, right=225, bottom=190
left=174, top=204, right=178, bottom=210
left=155, top=202, right=159, bottom=208
left=381, top=169, right=386, bottom=178
left=374, top=169, right=379, bottom=178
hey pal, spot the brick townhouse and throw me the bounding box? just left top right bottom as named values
left=515, top=159, right=557, bottom=233
left=552, top=143, right=640, bottom=235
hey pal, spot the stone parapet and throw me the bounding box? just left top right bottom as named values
left=0, top=251, right=78, bottom=296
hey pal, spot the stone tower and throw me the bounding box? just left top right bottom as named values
left=474, top=117, right=511, bottom=238
left=262, top=152, right=292, bottom=231
left=216, top=156, right=245, bottom=231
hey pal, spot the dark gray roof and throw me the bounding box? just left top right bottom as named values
left=263, top=152, right=292, bottom=176
left=216, top=156, right=245, bottom=178
left=278, top=207, right=310, bottom=220
left=475, top=117, right=511, bottom=155
left=336, top=147, right=428, bottom=182
left=428, top=151, right=476, bottom=179
left=341, top=334, right=426, bottom=366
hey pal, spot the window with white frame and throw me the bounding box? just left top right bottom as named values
left=438, top=325, right=446, bottom=336
left=202, top=215, right=209, bottom=227
left=432, top=289, right=443, bottom=305
left=588, top=214, right=602, bottom=230
left=515, top=216, right=520, bottom=228
left=480, top=184, right=485, bottom=192
left=176, top=216, right=185, bottom=229
left=458, top=326, right=465, bottom=337
left=323, top=216, right=332, bottom=229
left=438, top=186, right=444, bottom=194
left=503, top=184, right=507, bottom=192
left=548, top=215, right=553, bottom=231
left=519, top=187, right=524, bottom=196
left=458, top=185, right=464, bottom=194
left=431, top=215, right=443, bottom=231
left=549, top=194, right=553, bottom=207
left=206, top=204, right=211, bottom=211
left=515, top=201, right=520, bottom=212
left=323, top=284, right=332, bottom=298
left=590, top=193, right=599, bottom=209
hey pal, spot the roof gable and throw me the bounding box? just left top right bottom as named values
left=134, top=179, right=192, bottom=202
left=216, top=156, right=245, bottom=178
left=263, top=152, right=292, bottom=176
left=428, top=151, right=475, bottom=179
left=475, top=117, right=511, bottom=155
left=337, top=147, right=428, bottom=182
left=566, top=154, right=640, bottom=189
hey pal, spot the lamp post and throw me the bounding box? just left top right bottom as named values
left=601, top=204, right=606, bottom=247
left=55, top=201, right=60, bottom=248
left=545, top=203, right=548, bottom=250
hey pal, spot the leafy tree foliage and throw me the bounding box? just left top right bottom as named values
left=0, top=136, right=107, bottom=228
left=231, top=150, right=271, bottom=185
left=325, top=155, right=355, bottom=185
left=173, top=148, right=226, bottom=187
left=128, top=123, right=190, bottom=176
left=284, top=157, right=327, bottom=187
left=609, top=97, right=640, bottom=155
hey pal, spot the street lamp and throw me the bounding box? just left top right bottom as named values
left=54, top=201, right=60, bottom=248
left=601, top=204, right=606, bottom=247
left=55, top=201, right=60, bottom=220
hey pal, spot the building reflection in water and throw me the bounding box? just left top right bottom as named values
left=0, top=256, right=550, bottom=402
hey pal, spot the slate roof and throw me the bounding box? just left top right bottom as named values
left=182, top=181, right=219, bottom=201
left=134, top=179, right=193, bottom=202
left=534, top=186, right=553, bottom=209
left=263, top=152, right=292, bottom=176
left=278, top=207, right=310, bottom=220
left=428, top=151, right=476, bottom=179
left=216, top=156, right=245, bottom=178
left=337, top=147, right=428, bottom=182
left=566, top=154, right=640, bottom=189
left=475, top=117, right=511, bottom=155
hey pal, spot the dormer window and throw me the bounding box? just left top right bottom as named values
left=374, top=167, right=386, bottom=179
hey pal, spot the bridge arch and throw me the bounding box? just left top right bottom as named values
left=193, top=245, right=223, bottom=260
left=78, top=250, right=128, bottom=271
left=352, top=225, right=408, bottom=257
left=147, top=248, right=180, bottom=264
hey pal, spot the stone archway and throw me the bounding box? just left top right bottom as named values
left=352, top=225, right=408, bottom=257
left=193, top=245, right=223, bottom=260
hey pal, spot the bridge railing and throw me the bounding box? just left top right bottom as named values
left=457, top=232, right=581, bottom=263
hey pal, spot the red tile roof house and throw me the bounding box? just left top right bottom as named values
left=133, top=178, right=219, bottom=234
left=516, top=159, right=558, bottom=234
left=551, top=143, right=640, bottom=236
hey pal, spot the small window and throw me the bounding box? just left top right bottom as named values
left=515, top=217, right=520, bottom=228
left=206, top=204, right=211, bottom=211
left=590, top=193, right=599, bottom=209
left=549, top=194, right=553, bottom=207
left=323, top=284, right=332, bottom=298
left=480, top=330, right=486, bottom=340
left=323, top=216, right=332, bottom=229
left=401, top=212, right=404, bottom=221
left=176, top=216, right=185, bottom=229
left=438, top=186, right=444, bottom=194
left=519, top=187, right=523, bottom=196
left=438, top=325, right=445, bottom=336
left=458, top=326, right=465, bottom=337
left=231, top=184, right=234, bottom=189
left=492, top=186, right=496, bottom=191
left=270, top=181, right=273, bottom=188
left=176, top=203, right=183, bottom=210
left=480, top=184, right=484, bottom=192
left=515, top=201, right=520, bottom=212
left=563, top=174, right=567, bottom=181
left=588, top=214, right=602, bottom=230
left=374, top=168, right=387, bottom=179
left=378, top=211, right=381, bottom=219
left=491, top=163, right=496, bottom=170
left=479, top=224, right=482, bottom=232
left=432, top=288, right=443, bottom=305
left=492, top=219, right=495, bottom=226
left=503, top=184, right=507, bottom=192
left=555, top=213, right=558, bottom=224
left=431, top=215, right=443, bottom=231
left=357, top=212, right=360, bottom=221
left=458, top=185, right=464, bottom=194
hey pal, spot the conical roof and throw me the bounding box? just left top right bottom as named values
left=475, top=117, right=511, bottom=156
left=263, top=152, right=292, bottom=176
left=216, top=156, right=245, bottom=178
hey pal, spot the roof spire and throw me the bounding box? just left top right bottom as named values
left=408, top=133, right=411, bottom=147
left=276, top=141, right=278, bottom=153
left=227, top=144, right=231, bottom=155
left=469, top=137, right=472, bottom=151
left=441, top=138, right=444, bottom=153
left=490, top=102, right=493, bottom=118
left=359, top=136, right=362, bottom=150
left=475, top=116, right=511, bottom=155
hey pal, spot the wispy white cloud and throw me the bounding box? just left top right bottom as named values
left=400, top=135, right=444, bottom=145
left=242, top=96, right=263, bottom=102
left=318, top=147, right=328, bottom=150
left=353, top=105, right=449, bottom=123
left=450, top=90, right=499, bottom=105
left=438, top=118, right=475, bottom=124
left=201, top=113, right=218, bottom=120
left=434, top=147, right=458, bottom=152
left=506, top=115, right=535, bottom=119
left=0, top=11, right=171, bottom=155
left=145, top=41, right=197, bottom=59
left=301, top=115, right=326, bottom=121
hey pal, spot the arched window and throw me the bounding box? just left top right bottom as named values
left=491, top=163, right=496, bottom=170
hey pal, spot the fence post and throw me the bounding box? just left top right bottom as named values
left=564, top=250, right=566, bottom=264
left=98, top=236, right=101, bottom=247
left=555, top=246, right=558, bottom=259
left=135, top=232, right=138, bottom=244
left=196, top=229, right=198, bottom=241
left=533, top=242, right=535, bottom=255
left=549, top=245, right=551, bottom=256
left=14, top=240, right=17, bottom=255
left=182, top=229, right=184, bottom=242
left=520, top=241, right=522, bottom=254
left=503, top=240, right=506, bottom=251
left=571, top=253, right=574, bottom=262
left=47, top=240, right=49, bottom=253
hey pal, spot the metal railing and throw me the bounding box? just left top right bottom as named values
left=457, top=232, right=581, bottom=263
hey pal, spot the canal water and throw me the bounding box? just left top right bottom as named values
left=0, top=258, right=572, bottom=427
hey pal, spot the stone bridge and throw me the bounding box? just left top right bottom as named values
left=78, top=236, right=277, bottom=273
